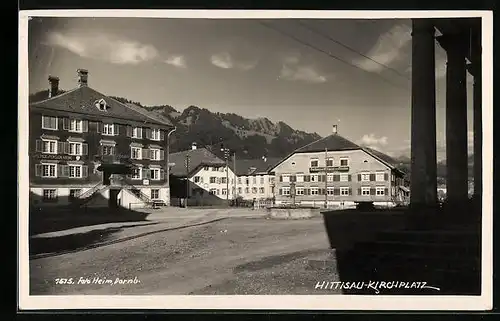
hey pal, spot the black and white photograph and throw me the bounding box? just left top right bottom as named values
left=18, top=10, right=493, bottom=310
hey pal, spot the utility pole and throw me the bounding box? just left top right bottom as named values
left=185, top=154, right=190, bottom=208
left=221, top=146, right=230, bottom=204
left=325, top=147, right=328, bottom=209
left=233, top=152, right=237, bottom=201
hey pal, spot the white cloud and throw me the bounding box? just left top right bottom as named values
left=279, top=54, right=328, bottom=84
left=210, top=52, right=257, bottom=70
left=358, top=133, right=389, bottom=146
left=45, top=31, right=159, bottom=65
left=355, top=24, right=411, bottom=73
left=164, top=55, right=187, bottom=68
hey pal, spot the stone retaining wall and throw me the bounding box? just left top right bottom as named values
left=268, top=207, right=320, bottom=219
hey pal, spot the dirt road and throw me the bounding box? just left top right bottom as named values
left=30, top=216, right=341, bottom=295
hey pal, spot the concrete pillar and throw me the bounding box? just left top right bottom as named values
left=467, top=31, right=482, bottom=202
left=410, top=19, right=438, bottom=209
left=437, top=33, right=469, bottom=203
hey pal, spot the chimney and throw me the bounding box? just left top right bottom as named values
left=332, top=125, right=338, bottom=135
left=48, top=75, right=59, bottom=98
left=191, top=142, right=197, bottom=150
left=77, top=69, right=88, bottom=87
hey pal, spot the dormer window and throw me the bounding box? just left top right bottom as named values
left=95, top=99, right=109, bottom=111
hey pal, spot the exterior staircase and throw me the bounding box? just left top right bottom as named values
left=333, top=200, right=482, bottom=295
left=74, top=182, right=110, bottom=207
left=117, top=179, right=154, bottom=207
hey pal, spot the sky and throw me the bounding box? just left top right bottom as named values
left=28, top=16, right=476, bottom=160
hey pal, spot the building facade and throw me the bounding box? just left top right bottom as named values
left=233, top=157, right=280, bottom=202
left=29, top=69, right=174, bottom=209
left=169, top=144, right=237, bottom=206
left=270, top=130, right=406, bottom=208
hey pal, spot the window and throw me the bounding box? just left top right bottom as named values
left=42, top=189, right=57, bottom=202
left=209, top=188, right=217, bottom=195
left=132, top=127, right=142, bottom=138
left=131, top=147, right=142, bottom=160
left=150, top=168, right=160, bottom=180
left=103, top=124, right=114, bottom=136
left=69, top=142, right=82, bottom=156
left=326, top=158, right=334, bottom=167
left=69, top=165, right=82, bottom=178
left=340, top=174, right=349, bottom=182
left=311, top=188, right=319, bottom=195
left=361, top=172, right=371, bottom=182
left=296, top=187, right=304, bottom=195
left=221, top=177, right=227, bottom=184
left=376, top=172, right=385, bottom=182
left=41, top=164, right=57, bottom=178
left=340, top=158, right=349, bottom=166
left=216, top=189, right=220, bottom=195
left=376, top=187, right=385, bottom=196
left=245, top=187, right=250, bottom=193
left=269, top=177, right=275, bottom=184
left=69, top=189, right=81, bottom=200
left=237, top=177, right=242, bottom=184
left=151, top=189, right=160, bottom=199
left=194, top=176, right=201, bottom=183
left=340, top=187, right=350, bottom=196
left=310, top=159, right=319, bottom=167
left=361, top=187, right=371, bottom=196
left=282, top=175, right=290, bottom=183
left=327, top=187, right=335, bottom=195
left=310, top=175, right=318, bottom=182
left=210, top=177, right=217, bottom=184
left=253, top=177, right=257, bottom=184
left=260, top=176, right=264, bottom=184
left=131, top=167, right=142, bottom=180
left=282, top=187, right=291, bottom=195
left=69, top=119, right=83, bottom=132
left=222, top=189, right=227, bottom=195
left=102, top=145, right=114, bottom=155
left=204, top=166, right=209, bottom=171
left=259, top=187, right=265, bottom=194
left=251, top=187, right=256, bottom=194
left=150, top=149, right=160, bottom=161
left=42, top=139, right=57, bottom=154
left=327, top=173, right=334, bottom=182
left=238, top=187, right=242, bottom=194
left=245, top=178, right=250, bottom=185
left=296, top=174, right=304, bottom=183
left=212, top=167, right=217, bottom=171
left=42, top=116, right=58, bottom=130
left=151, top=128, right=161, bottom=141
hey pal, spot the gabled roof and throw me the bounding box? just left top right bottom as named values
left=361, top=147, right=400, bottom=168
left=268, top=134, right=405, bottom=176
left=229, top=157, right=281, bottom=176
left=294, top=134, right=360, bottom=153
left=30, top=86, right=172, bottom=127
left=169, top=148, right=225, bottom=177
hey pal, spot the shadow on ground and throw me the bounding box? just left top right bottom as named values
left=29, top=203, right=153, bottom=237
left=323, top=202, right=481, bottom=295
left=29, top=222, right=159, bottom=257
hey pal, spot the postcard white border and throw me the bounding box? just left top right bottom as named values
left=18, top=9, right=493, bottom=311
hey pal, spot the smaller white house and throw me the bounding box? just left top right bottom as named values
left=169, top=144, right=237, bottom=206
left=232, top=157, right=280, bottom=202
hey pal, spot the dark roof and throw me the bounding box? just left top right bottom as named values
left=124, top=103, right=173, bottom=127
left=30, top=86, right=172, bottom=127
left=361, top=147, right=400, bottom=168
left=169, top=148, right=225, bottom=177
left=294, top=134, right=360, bottom=154
left=230, top=157, right=281, bottom=176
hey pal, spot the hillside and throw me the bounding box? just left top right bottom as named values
left=28, top=90, right=321, bottom=159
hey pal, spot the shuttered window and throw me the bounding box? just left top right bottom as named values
left=42, top=116, right=58, bottom=130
